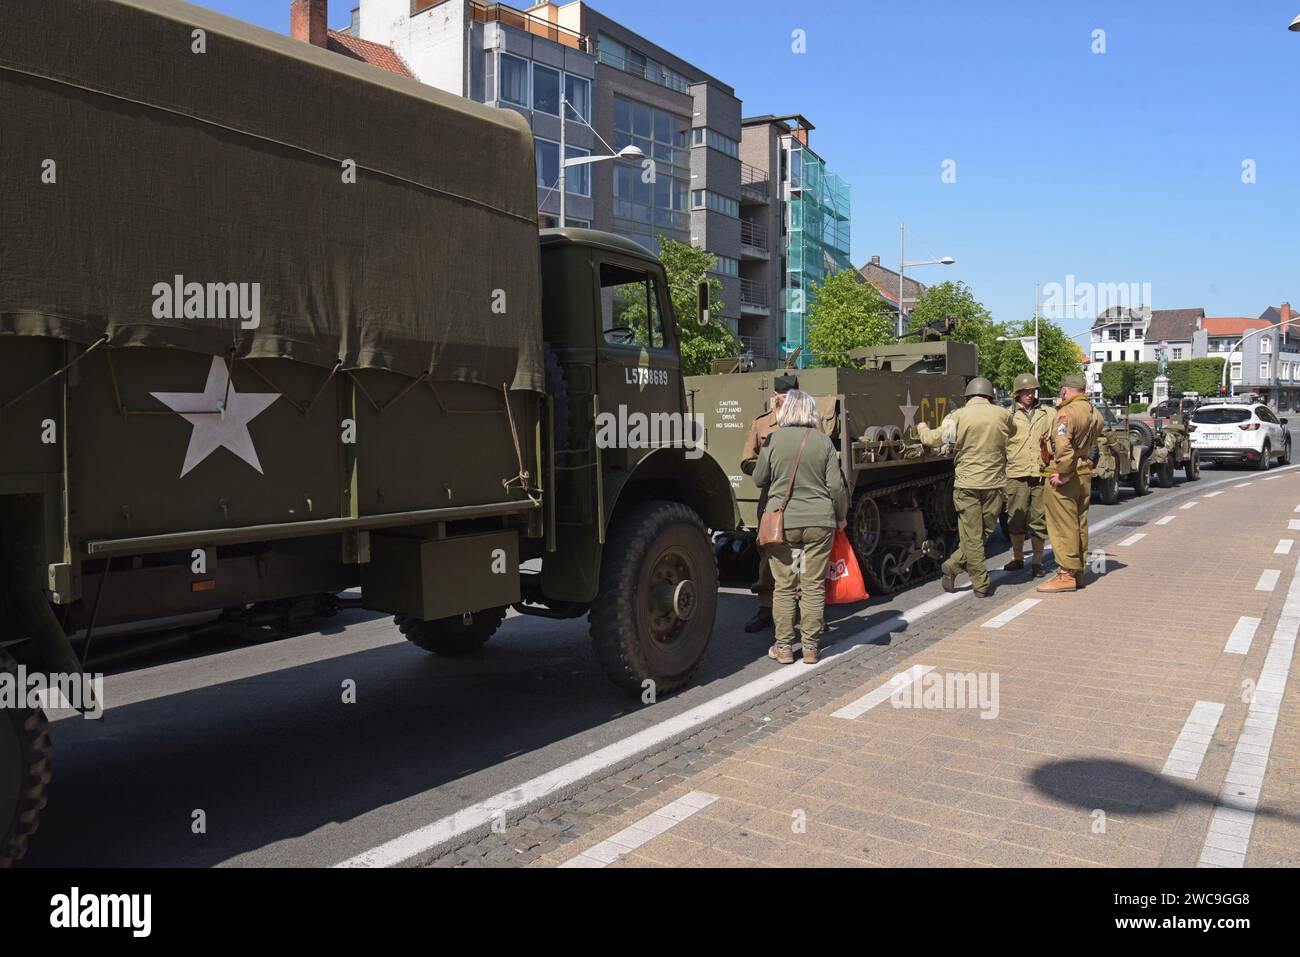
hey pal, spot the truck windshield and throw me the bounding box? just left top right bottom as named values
left=600, top=263, right=664, bottom=349
left=1192, top=408, right=1250, bottom=425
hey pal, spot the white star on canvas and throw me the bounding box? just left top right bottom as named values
left=898, top=390, right=919, bottom=428
left=151, top=357, right=280, bottom=478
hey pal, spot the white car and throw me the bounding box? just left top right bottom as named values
left=1189, top=402, right=1292, bottom=469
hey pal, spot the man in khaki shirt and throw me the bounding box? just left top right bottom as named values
left=740, top=373, right=797, bottom=632
left=1039, top=374, right=1104, bottom=593
left=918, top=376, right=1011, bottom=597
left=1004, top=373, right=1052, bottom=578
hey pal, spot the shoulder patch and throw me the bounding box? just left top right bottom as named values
left=1056, top=422, right=1068, bottom=436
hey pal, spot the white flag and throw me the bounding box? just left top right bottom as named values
left=1017, top=336, right=1038, bottom=365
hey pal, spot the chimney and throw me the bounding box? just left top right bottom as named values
left=291, top=0, right=329, bottom=48
left=870, top=255, right=880, bottom=267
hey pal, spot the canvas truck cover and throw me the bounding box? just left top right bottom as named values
left=0, top=0, right=545, bottom=393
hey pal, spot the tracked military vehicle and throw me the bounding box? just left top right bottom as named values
left=686, top=341, right=976, bottom=595
left=0, top=0, right=737, bottom=864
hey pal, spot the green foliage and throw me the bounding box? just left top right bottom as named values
left=805, top=269, right=895, bottom=367
left=1099, top=357, right=1228, bottom=400
left=994, top=317, right=1086, bottom=395
left=619, top=237, right=736, bottom=377
left=908, top=281, right=1003, bottom=378
left=1127, top=401, right=1148, bottom=414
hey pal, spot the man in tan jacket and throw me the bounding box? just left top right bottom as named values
left=918, top=377, right=1011, bottom=598
left=1004, top=373, right=1052, bottom=578
left=1039, top=374, right=1104, bottom=593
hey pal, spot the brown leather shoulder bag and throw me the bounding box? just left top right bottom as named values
left=758, top=429, right=811, bottom=547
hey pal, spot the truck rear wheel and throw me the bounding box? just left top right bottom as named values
left=1154, top=460, right=1175, bottom=488
left=1132, top=457, right=1151, bottom=495
left=396, top=606, right=508, bottom=657
left=1098, top=473, right=1120, bottom=505
left=590, top=500, right=717, bottom=696
left=1, top=651, right=51, bottom=868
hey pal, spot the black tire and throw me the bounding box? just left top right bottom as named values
left=396, top=606, right=508, bottom=657
left=1128, top=420, right=1155, bottom=454
left=1, top=651, right=51, bottom=868
left=1185, top=452, right=1201, bottom=482
left=1257, top=442, right=1271, bottom=472
left=1098, top=473, right=1120, bottom=505
left=543, top=344, right=571, bottom=452
left=1155, top=460, right=1174, bottom=488
left=590, top=500, right=717, bottom=696
left=1132, top=456, right=1151, bottom=496
left=1283, top=439, right=1292, bottom=467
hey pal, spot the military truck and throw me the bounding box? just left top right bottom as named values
left=0, top=0, right=737, bottom=864
left=1147, top=414, right=1201, bottom=487
left=1091, top=405, right=1154, bottom=504
left=687, top=341, right=975, bottom=595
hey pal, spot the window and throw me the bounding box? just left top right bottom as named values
left=535, top=139, right=590, bottom=196
left=1192, top=408, right=1250, bottom=425
left=600, top=262, right=665, bottom=349
left=1172, top=347, right=1183, bottom=360
left=532, top=63, right=560, bottom=115
left=691, top=189, right=739, bottom=217
left=709, top=255, right=738, bottom=277
left=691, top=127, right=739, bottom=158
left=1231, top=361, right=1242, bottom=382
left=1261, top=337, right=1272, bottom=355
left=499, top=53, right=528, bottom=107
left=1093, top=351, right=1105, bottom=362
left=612, top=96, right=689, bottom=234
left=563, top=74, right=590, bottom=123
left=1261, top=360, right=1271, bottom=381
left=564, top=145, right=590, bottom=196
left=1258, top=407, right=1279, bottom=425
left=1106, top=351, right=1112, bottom=362
left=1120, top=350, right=1126, bottom=361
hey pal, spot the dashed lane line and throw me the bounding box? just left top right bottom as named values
left=1180, top=501, right=1200, bottom=510
left=1162, top=701, right=1225, bottom=780
left=559, top=791, right=717, bottom=868
left=1155, top=516, right=1176, bottom=525
left=831, top=664, right=934, bottom=719
left=1256, top=570, right=1281, bottom=592
left=1117, top=533, right=1147, bottom=547
left=1276, top=540, right=1294, bottom=556
left=981, top=598, right=1041, bottom=630
left=1224, top=617, right=1261, bottom=655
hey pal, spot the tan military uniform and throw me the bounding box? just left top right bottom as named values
left=742, top=408, right=780, bottom=609
left=1044, top=395, right=1103, bottom=573
left=1005, top=403, right=1052, bottom=562
left=920, top=397, right=1011, bottom=593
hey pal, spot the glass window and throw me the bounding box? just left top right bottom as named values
left=1172, top=347, right=1183, bottom=359
left=500, top=53, right=529, bottom=107
left=565, top=145, right=590, bottom=197
left=1093, top=352, right=1105, bottom=361
left=1258, top=407, right=1278, bottom=424
left=1261, top=337, right=1272, bottom=354
left=563, top=74, right=590, bottom=123
left=1261, top=360, right=1270, bottom=380
left=535, top=138, right=558, bottom=189
left=1230, top=362, right=1242, bottom=382
left=600, top=262, right=664, bottom=349
left=532, top=63, right=560, bottom=115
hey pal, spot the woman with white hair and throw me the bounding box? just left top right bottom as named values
left=751, top=389, right=848, bottom=664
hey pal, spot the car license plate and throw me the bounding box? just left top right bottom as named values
left=1204, top=433, right=1231, bottom=442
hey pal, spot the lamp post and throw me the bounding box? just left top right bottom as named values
left=1289, top=14, right=1300, bottom=30
left=557, top=95, right=643, bottom=228
left=997, top=287, right=1082, bottom=380
left=1220, top=317, right=1300, bottom=396
left=897, top=222, right=955, bottom=337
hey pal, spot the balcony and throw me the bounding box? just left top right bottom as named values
left=739, top=335, right=770, bottom=359
left=739, top=278, right=769, bottom=316
left=594, top=48, right=689, bottom=93
left=740, top=163, right=769, bottom=204
left=739, top=219, right=769, bottom=260
left=447, top=1, right=593, bottom=53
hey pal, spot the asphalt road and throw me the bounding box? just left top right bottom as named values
left=20, top=453, right=1300, bottom=868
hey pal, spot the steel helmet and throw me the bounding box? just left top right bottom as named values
left=964, top=376, right=995, bottom=400
left=1012, top=373, right=1040, bottom=393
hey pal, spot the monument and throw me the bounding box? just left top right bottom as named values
left=1152, top=341, right=1170, bottom=405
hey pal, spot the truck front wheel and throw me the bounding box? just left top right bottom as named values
left=1, top=651, right=51, bottom=868
left=590, top=501, right=717, bottom=696
left=396, top=606, right=508, bottom=657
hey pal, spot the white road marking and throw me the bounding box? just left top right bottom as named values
left=1155, top=516, right=1175, bottom=525
left=981, top=598, right=1041, bottom=630
left=336, top=469, right=1296, bottom=867
left=1180, top=502, right=1200, bottom=510
left=1204, top=491, right=1225, bottom=498
left=1256, top=570, right=1281, bottom=592
left=1224, top=617, right=1261, bottom=655
left=1294, top=505, right=1300, bottom=512
left=1162, top=701, right=1224, bottom=780
left=1234, top=483, right=1251, bottom=488
left=1117, top=533, right=1146, bottom=547
left=1199, top=554, right=1300, bottom=867
left=1276, top=540, right=1294, bottom=556
left=1289, top=520, right=1300, bottom=531
left=1263, top=475, right=1282, bottom=481
left=831, top=664, right=934, bottom=719
left=559, top=791, right=717, bottom=868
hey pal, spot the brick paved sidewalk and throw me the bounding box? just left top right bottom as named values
left=535, top=471, right=1300, bottom=868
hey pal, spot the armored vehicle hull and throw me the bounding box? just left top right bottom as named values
left=687, top=342, right=977, bottom=595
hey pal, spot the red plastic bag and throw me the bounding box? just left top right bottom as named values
left=825, top=528, right=869, bottom=604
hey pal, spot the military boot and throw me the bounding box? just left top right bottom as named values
left=940, top=560, right=959, bottom=594
left=1036, top=570, right=1078, bottom=593
left=1031, top=538, right=1046, bottom=578
left=1004, top=534, right=1025, bottom=571
left=744, top=606, right=773, bottom=633
left=1073, top=569, right=1087, bottom=589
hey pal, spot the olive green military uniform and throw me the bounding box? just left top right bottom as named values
left=753, top=425, right=849, bottom=655
left=1005, top=401, right=1052, bottom=566
left=1043, top=394, right=1104, bottom=580
left=919, top=394, right=1011, bottom=594
left=742, top=408, right=780, bottom=609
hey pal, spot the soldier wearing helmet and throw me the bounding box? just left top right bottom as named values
left=917, top=375, right=1011, bottom=598
left=1003, top=372, right=1052, bottom=578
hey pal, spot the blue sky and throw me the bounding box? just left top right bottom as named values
left=197, top=0, right=1300, bottom=341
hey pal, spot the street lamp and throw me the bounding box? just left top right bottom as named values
left=1289, top=14, right=1300, bottom=30
left=997, top=286, right=1082, bottom=380
left=1220, top=317, right=1300, bottom=396
left=897, top=223, right=955, bottom=337
left=554, top=95, right=644, bottom=228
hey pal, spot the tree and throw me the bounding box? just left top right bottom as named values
left=994, top=317, right=1086, bottom=394
left=619, top=237, right=737, bottom=377
left=908, top=281, right=1003, bottom=379
left=804, top=270, right=894, bottom=367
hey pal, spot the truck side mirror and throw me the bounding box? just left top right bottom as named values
left=697, top=280, right=710, bottom=325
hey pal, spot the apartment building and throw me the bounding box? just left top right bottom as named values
left=1206, top=304, right=1300, bottom=407
left=1086, top=307, right=1207, bottom=395
left=339, top=0, right=743, bottom=326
